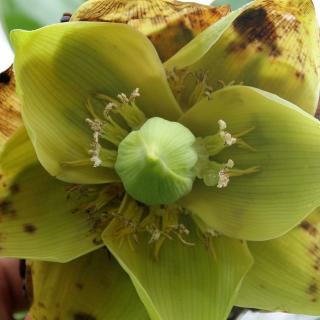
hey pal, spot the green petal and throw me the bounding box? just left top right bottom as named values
left=236, top=209, right=320, bottom=315
left=179, top=86, right=320, bottom=241
left=103, top=211, right=253, bottom=320
left=165, top=0, right=320, bottom=114
left=12, top=22, right=181, bottom=184
left=0, top=128, right=104, bottom=261
left=0, top=126, right=37, bottom=197
left=29, top=249, right=149, bottom=320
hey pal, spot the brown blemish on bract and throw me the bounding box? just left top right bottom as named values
left=92, top=237, right=103, bottom=245
left=313, top=256, right=320, bottom=271
left=71, top=0, right=230, bottom=60
left=316, top=98, right=320, bottom=120
left=0, top=233, right=6, bottom=241
left=309, top=243, right=320, bottom=256
left=26, top=264, right=34, bottom=304
left=23, top=223, right=37, bottom=234
left=295, top=71, right=305, bottom=80
left=0, top=200, right=11, bottom=213
left=73, top=312, right=96, bottom=320
left=0, top=200, right=16, bottom=218
left=10, top=184, right=20, bottom=194
left=75, top=282, right=84, bottom=290
left=308, top=283, right=318, bottom=295
left=0, top=66, right=22, bottom=141
left=231, top=6, right=281, bottom=57
left=0, top=69, right=11, bottom=84
left=300, top=221, right=319, bottom=237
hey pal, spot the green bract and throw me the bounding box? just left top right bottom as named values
left=1, top=0, right=320, bottom=319
left=166, top=0, right=320, bottom=114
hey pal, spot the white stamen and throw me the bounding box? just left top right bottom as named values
left=218, top=119, right=227, bottom=131
left=220, top=131, right=237, bottom=146
left=91, top=155, right=102, bottom=167
left=86, top=118, right=103, bottom=133
left=86, top=119, right=104, bottom=167
left=206, top=229, right=218, bottom=237
left=217, top=120, right=237, bottom=146
left=117, top=93, right=129, bottom=104
left=130, top=88, right=140, bottom=100
left=146, top=225, right=161, bottom=243
left=217, top=169, right=230, bottom=188
left=104, top=102, right=117, bottom=119
left=224, top=133, right=237, bottom=146
left=226, top=159, right=235, bottom=168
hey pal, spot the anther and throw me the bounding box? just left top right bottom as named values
left=218, top=119, right=237, bottom=146
left=117, top=93, right=129, bottom=104
left=218, top=119, right=227, bottom=131
left=226, top=159, right=234, bottom=168
left=103, top=102, right=117, bottom=119
left=130, top=88, right=140, bottom=100
left=217, top=169, right=230, bottom=188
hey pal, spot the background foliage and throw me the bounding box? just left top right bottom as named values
left=0, top=0, right=85, bottom=35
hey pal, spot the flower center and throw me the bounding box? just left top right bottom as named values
left=82, top=88, right=258, bottom=207
left=115, top=117, right=198, bottom=205
left=66, top=89, right=260, bottom=252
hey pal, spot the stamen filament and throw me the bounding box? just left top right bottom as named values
left=101, top=118, right=128, bottom=145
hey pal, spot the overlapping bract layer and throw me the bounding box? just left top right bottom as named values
left=166, top=0, right=320, bottom=114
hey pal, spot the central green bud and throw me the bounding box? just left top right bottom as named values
left=115, top=117, right=198, bottom=205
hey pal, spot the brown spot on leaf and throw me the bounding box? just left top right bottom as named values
left=23, top=223, right=37, bottom=234
left=73, top=312, right=96, bottom=320
left=38, top=301, right=46, bottom=308
left=300, top=221, right=318, bottom=237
